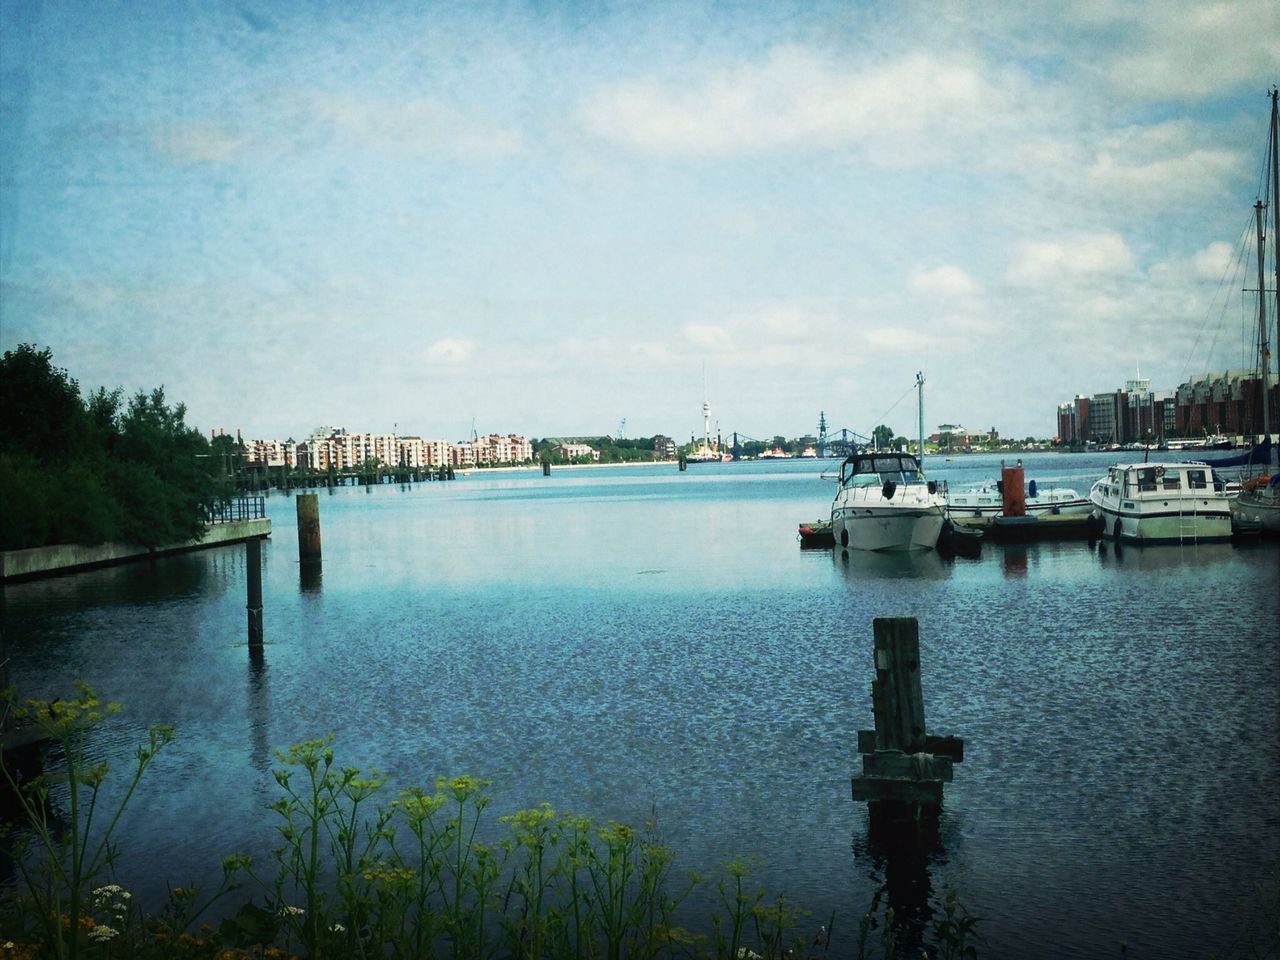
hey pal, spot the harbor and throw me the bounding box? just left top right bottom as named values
left=3, top=454, right=1277, bottom=959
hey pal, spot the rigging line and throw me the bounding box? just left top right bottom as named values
left=1179, top=210, right=1255, bottom=382
left=868, top=379, right=919, bottom=434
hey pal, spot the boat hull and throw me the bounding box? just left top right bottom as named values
left=945, top=497, right=1092, bottom=519
left=1231, top=484, right=1280, bottom=535
left=832, top=505, right=945, bottom=552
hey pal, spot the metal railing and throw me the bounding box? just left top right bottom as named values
left=204, top=496, right=267, bottom=525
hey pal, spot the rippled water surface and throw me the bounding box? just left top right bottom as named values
left=4, top=453, right=1278, bottom=958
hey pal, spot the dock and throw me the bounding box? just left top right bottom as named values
left=951, top=512, right=1104, bottom=543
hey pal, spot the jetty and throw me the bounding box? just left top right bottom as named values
left=0, top=496, right=271, bottom=584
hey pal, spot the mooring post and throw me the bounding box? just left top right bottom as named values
left=542, top=459, right=552, bottom=476
left=246, top=536, right=264, bottom=648
left=852, top=616, right=963, bottom=810
left=296, top=492, right=322, bottom=563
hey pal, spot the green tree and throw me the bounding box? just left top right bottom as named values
left=0, top=344, right=93, bottom=462
left=872, top=424, right=896, bottom=449
left=0, top=345, right=219, bottom=550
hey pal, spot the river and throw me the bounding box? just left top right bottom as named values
left=3, top=452, right=1278, bottom=958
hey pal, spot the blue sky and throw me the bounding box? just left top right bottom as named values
left=3, top=0, right=1278, bottom=443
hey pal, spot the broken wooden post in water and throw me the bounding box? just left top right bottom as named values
left=852, top=616, right=963, bottom=815
left=296, top=493, right=322, bottom=564
left=246, top=536, right=264, bottom=648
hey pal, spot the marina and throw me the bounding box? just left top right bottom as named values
left=3, top=454, right=1277, bottom=960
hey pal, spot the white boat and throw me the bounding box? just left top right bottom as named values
left=831, top=373, right=946, bottom=552
left=1089, top=462, right=1234, bottom=544
left=946, top=478, right=1091, bottom=519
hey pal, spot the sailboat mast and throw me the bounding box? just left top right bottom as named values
left=1256, top=200, right=1270, bottom=445
left=916, top=371, right=925, bottom=464
left=1270, top=87, right=1279, bottom=457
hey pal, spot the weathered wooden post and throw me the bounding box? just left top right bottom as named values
left=678, top=454, right=687, bottom=471
left=852, top=617, right=963, bottom=814
left=296, top=493, right=322, bottom=563
left=246, top=536, right=264, bottom=648
left=542, top=458, right=552, bottom=476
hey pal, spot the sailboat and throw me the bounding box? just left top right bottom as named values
left=830, top=372, right=947, bottom=552
left=1230, top=88, right=1280, bottom=535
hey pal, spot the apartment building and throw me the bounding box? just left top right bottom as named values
left=251, top=429, right=535, bottom=471
left=1055, top=369, right=1270, bottom=444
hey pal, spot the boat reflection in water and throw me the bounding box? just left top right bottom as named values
left=1097, top=538, right=1240, bottom=571
left=832, top=545, right=952, bottom=581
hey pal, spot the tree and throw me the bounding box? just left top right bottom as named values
left=0, top=344, right=93, bottom=463
left=0, top=346, right=220, bottom=550
left=871, top=424, right=895, bottom=449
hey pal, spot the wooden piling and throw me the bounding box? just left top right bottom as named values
left=246, top=536, right=264, bottom=648
left=852, top=616, right=963, bottom=810
left=296, top=493, right=322, bottom=562
left=542, top=460, right=552, bottom=476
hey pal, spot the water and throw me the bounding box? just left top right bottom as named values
left=3, top=452, right=1278, bottom=959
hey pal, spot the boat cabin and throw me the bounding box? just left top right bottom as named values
left=1097, top=463, right=1221, bottom=499
left=839, top=453, right=931, bottom=488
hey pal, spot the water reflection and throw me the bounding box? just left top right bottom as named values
left=833, top=548, right=951, bottom=581
left=1105, top=539, right=1240, bottom=570
left=850, top=803, right=953, bottom=956
left=1001, top=545, right=1028, bottom=578
left=3, top=554, right=213, bottom=612
left=246, top=646, right=271, bottom=776
left=299, top=561, right=323, bottom=593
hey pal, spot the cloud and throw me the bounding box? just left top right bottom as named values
left=682, top=323, right=731, bottom=349
left=1107, top=1, right=1280, bottom=99
left=1191, top=241, right=1237, bottom=280
left=1008, top=232, right=1135, bottom=284
left=1082, top=121, right=1241, bottom=204
left=909, top=265, right=978, bottom=299
left=864, top=326, right=935, bottom=353
left=299, top=92, right=524, bottom=158
left=153, top=122, right=245, bottom=164
left=578, top=46, right=999, bottom=159
left=426, top=337, right=476, bottom=363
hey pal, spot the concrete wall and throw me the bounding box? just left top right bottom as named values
left=0, top=519, right=271, bottom=582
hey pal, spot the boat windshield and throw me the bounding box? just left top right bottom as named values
left=840, top=454, right=924, bottom=486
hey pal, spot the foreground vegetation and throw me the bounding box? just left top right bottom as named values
left=0, top=685, right=995, bottom=960
left=0, top=345, right=222, bottom=551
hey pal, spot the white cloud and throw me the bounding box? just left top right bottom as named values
left=1008, top=232, right=1135, bottom=284
left=280, top=90, right=524, bottom=157
left=578, top=46, right=1000, bottom=160
left=1108, top=1, right=1280, bottom=99
left=909, top=265, right=978, bottom=299
left=153, top=123, right=245, bottom=163
left=864, top=326, right=935, bottom=353
left=1082, top=121, right=1241, bottom=204
left=426, top=337, right=476, bottom=363
left=1190, top=241, right=1236, bottom=280
left=682, top=323, right=731, bottom=349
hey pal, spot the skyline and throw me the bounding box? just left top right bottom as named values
left=2, top=2, right=1279, bottom=443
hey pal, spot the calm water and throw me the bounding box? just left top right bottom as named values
left=3, top=453, right=1278, bottom=959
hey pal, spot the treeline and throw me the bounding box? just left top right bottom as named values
left=0, top=344, right=221, bottom=551
left=532, top=437, right=663, bottom=464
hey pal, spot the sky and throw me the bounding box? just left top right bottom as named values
left=2, top=1, right=1279, bottom=444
